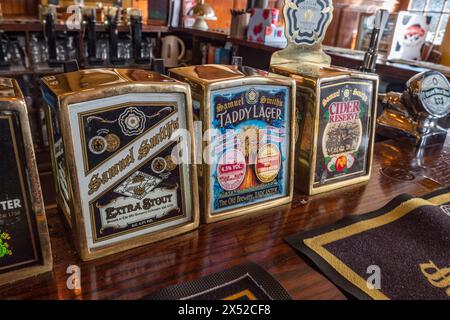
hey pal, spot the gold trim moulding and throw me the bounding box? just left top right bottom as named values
left=40, top=68, right=199, bottom=261
left=270, top=64, right=379, bottom=195
left=169, top=65, right=296, bottom=224
left=0, top=78, right=53, bottom=285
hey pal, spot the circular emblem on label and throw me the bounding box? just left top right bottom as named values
left=165, top=155, right=177, bottom=171
left=118, top=107, right=146, bottom=136
left=284, top=0, right=333, bottom=46
left=89, top=136, right=107, bottom=154
left=152, top=157, right=167, bottom=173
left=419, top=72, right=450, bottom=118
left=105, top=133, right=121, bottom=152
left=255, top=143, right=281, bottom=183
left=217, top=149, right=246, bottom=191
left=246, top=88, right=259, bottom=105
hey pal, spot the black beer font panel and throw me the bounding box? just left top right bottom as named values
left=314, top=79, right=373, bottom=187
left=0, top=112, right=42, bottom=273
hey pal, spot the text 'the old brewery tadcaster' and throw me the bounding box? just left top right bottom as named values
left=170, top=64, right=296, bottom=223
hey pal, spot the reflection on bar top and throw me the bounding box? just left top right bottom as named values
left=169, top=64, right=283, bottom=84
left=41, top=68, right=175, bottom=96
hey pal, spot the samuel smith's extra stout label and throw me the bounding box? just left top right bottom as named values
left=314, top=80, right=373, bottom=187
left=210, top=85, right=290, bottom=214
left=0, top=113, right=41, bottom=272
left=68, top=95, right=192, bottom=250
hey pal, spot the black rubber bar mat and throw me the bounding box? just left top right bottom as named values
left=286, top=187, right=450, bottom=300
left=142, top=262, right=292, bottom=300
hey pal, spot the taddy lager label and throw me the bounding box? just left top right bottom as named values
left=315, top=80, right=372, bottom=186
left=211, top=85, right=289, bottom=214
left=169, top=65, right=295, bottom=223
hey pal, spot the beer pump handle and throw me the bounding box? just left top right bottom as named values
left=130, top=11, right=141, bottom=63
left=64, top=59, right=80, bottom=73
left=377, top=71, right=450, bottom=147
left=379, top=91, right=410, bottom=117
left=87, top=10, right=96, bottom=58
left=86, top=8, right=103, bottom=66
left=151, top=58, right=165, bottom=74
left=0, top=32, right=10, bottom=70
left=44, top=12, right=58, bottom=63
left=108, top=9, right=125, bottom=65
left=44, top=10, right=64, bottom=67
left=360, top=9, right=389, bottom=73
left=231, top=56, right=243, bottom=67
left=130, top=10, right=150, bottom=64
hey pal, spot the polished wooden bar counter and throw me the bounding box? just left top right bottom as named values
left=0, top=138, right=448, bottom=300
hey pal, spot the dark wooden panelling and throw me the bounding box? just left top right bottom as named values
left=323, top=5, right=346, bottom=47
left=336, top=8, right=361, bottom=48
left=0, top=0, right=39, bottom=18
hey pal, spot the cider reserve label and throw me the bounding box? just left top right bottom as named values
left=210, top=85, right=290, bottom=214
left=314, top=80, right=373, bottom=186
left=69, top=97, right=192, bottom=249
left=0, top=113, right=41, bottom=272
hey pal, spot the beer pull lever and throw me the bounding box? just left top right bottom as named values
left=0, top=32, right=10, bottom=70
left=130, top=9, right=150, bottom=65
left=360, top=9, right=389, bottom=73
left=377, top=71, right=450, bottom=148
left=85, top=8, right=103, bottom=66
left=107, top=9, right=125, bottom=65
left=44, top=11, right=63, bottom=67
